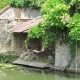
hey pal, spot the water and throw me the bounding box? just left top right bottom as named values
left=0, top=64, right=80, bottom=80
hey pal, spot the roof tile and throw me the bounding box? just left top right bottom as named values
left=9, top=16, right=42, bottom=33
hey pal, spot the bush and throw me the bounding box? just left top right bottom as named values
left=9, top=0, right=45, bottom=9
left=9, top=0, right=24, bottom=8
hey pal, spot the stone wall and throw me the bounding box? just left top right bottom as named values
left=11, top=31, right=42, bottom=55
left=0, top=7, right=40, bottom=18
left=0, top=6, right=40, bottom=54
left=17, top=49, right=54, bottom=63
left=67, top=47, right=80, bottom=72
left=12, top=33, right=28, bottom=55
left=0, top=7, right=15, bottom=18
left=21, top=8, right=40, bottom=18
left=55, top=41, right=71, bottom=69
left=0, top=20, right=13, bottom=51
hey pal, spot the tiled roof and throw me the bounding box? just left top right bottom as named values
left=9, top=16, right=42, bottom=33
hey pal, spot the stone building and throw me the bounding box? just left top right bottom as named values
left=9, top=16, right=42, bottom=54
left=0, top=5, right=73, bottom=70
left=0, top=5, right=40, bottom=54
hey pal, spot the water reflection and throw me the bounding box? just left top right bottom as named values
left=0, top=65, right=80, bottom=80
left=0, top=71, right=7, bottom=78
left=54, top=72, right=79, bottom=80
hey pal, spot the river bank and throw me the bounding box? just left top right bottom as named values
left=0, top=53, right=80, bottom=74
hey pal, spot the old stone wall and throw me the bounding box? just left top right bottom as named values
left=17, top=49, right=54, bottom=63
left=0, top=7, right=40, bottom=18
left=12, top=33, right=28, bottom=55
left=0, top=7, right=15, bottom=18
left=55, top=41, right=71, bottom=69
left=0, top=20, right=13, bottom=51
left=0, top=6, right=40, bottom=54
left=21, top=8, right=40, bottom=18
left=67, top=47, right=80, bottom=72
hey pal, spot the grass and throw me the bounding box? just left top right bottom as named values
left=0, top=0, right=9, bottom=10
left=0, top=55, right=18, bottom=63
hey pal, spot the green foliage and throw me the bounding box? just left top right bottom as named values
left=28, top=25, right=43, bottom=38
left=67, top=13, right=80, bottom=40
left=9, top=0, right=24, bottom=8
left=0, top=55, right=17, bottom=63
left=41, top=3, right=69, bottom=27
left=40, top=0, right=71, bottom=47
left=25, top=0, right=80, bottom=54
left=0, top=0, right=45, bottom=9
left=40, top=0, right=80, bottom=46
left=26, top=0, right=45, bottom=9
left=0, top=63, right=13, bottom=68
left=24, top=24, right=43, bottom=48
left=9, top=0, right=45, bottom=9
left=0, top=0, right=9, bottom=10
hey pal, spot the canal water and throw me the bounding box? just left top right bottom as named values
left=0, top=64, right=80, bottom=80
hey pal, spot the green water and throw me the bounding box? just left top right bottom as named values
left=0, top=65, right=80, bottom=80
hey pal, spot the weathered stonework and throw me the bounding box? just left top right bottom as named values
left=55, top=41, right=71, bottom=69
left=0, top=7, right=15, bottom=18
left=21, top=8, right=40, bottom=18
left=0, top=6, right=40, bottom=55
left=67, top=47, right=80, bottom=73
left=0, top=7, right=40, bottom=19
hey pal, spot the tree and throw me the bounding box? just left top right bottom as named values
left=26, top=0, right=80, bottom=49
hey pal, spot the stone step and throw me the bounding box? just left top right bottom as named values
left=12, top=60, right=51, bottom=69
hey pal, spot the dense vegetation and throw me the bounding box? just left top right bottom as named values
left=0, top=0, right=45, bottom=10
left=26, top=0, right=80, bottom=57
left=9, top=0, right=45, bottom=9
